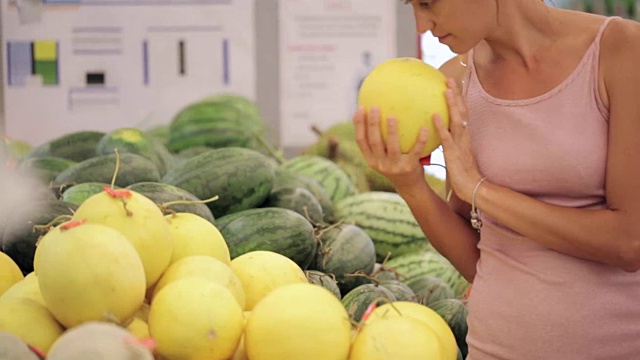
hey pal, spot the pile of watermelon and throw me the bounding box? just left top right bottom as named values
left=0, top=93, right=470, bottom=359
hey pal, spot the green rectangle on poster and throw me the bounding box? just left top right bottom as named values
left=34, top=60, right=58, bottom=85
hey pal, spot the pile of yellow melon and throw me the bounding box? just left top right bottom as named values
left=0, top=186, right=458, bottom=360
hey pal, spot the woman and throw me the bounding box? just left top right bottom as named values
left=353, top=0, right=640, bottom=359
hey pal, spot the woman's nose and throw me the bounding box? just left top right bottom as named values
left=414, top=11, right=435, bottom=33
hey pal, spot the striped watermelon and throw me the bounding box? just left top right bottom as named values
left=53, top=153, right=161, bottom=188
left=167, top=96, right=266, bottom=153
left=334, top=191, right=433, bottom=262
left=341, top=284, right=396, bottom=323
left=305, top=270, right=342, bottom=300
left=430, top=299, right=469, bottom=358
left=162, top=147, right=275, bottom=218
left=371, top=263, right=401, bottom=281
left=96, top=128, right=175, bottom=176
left=378, top=280, right=416, bottom=302
left=272, top=169, right=335, bottom=223
left=262, top=186, right=324, bottom=225
left=125, top=182, right=215, bottom=224
left=311, top=224, right=376, bottom=295
left=61, top=182, right=115, bottom=206
left=406, top=276, right=455, bottom=306
left=22, top=131, right=105, bottom=163
left=384, top=251, right=470, bottom=299
left=437, top=265, right=471, bottom=299
left=216, top=207, right=317, bottom=270
left=281, top=155, right=356, bottom=204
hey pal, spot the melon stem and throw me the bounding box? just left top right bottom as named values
left=327, top=136, right=339, bottom=161
left=121, top=199, right=133, bottom=216
left=161, top=195, right=219, bottom=209
left=343, top=270, right=380, bottom=286
left=110, top=148, right=122, bottom=189
left=313, top=221, right=347, bottom=268
left=32, top=215, right=74, bottom=234
left=310, top=125, right=324, bottom=138
left=370, top=255, right=405, bottom=282
left=252, top=133, right=286, bottom=164
left=52, top=182, right=76, bottom=196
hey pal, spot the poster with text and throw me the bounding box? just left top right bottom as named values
left=1, top=0, right=256, bottom=146
left=279, top=0, right=397, bottom=148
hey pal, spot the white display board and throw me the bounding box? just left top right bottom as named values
left=1, top=0, right=256, bottom=145
left=278, top=0, right=397, bottom=148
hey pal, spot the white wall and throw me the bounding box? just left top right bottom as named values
left=0, top=1, right=418, bottom=151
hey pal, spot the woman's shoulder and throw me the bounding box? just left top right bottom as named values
left=598, top=17, right=640, bottom=100
left=599, top=17, right=640, bottom=59
left=438, top=53, right=469, bottom=88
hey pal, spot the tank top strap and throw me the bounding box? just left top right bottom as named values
left=594, top=16, right=621, bottom=48
left=590, top=16, right=620, bottom=119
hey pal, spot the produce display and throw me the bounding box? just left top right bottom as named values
left=0, top=92, right=469, bottom=359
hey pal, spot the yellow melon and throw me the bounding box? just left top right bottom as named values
left=71, top=190, right=173, bottom=288
left=245, top=283, right=351, bottom=360
left=134, top=302, right=150, bottom=323
left=358, top=57, right=450, bottom=157
left=232, top=311, right=251, bottom=360
left=230, top=251, right=308, bottom=310
left=149, top=277, right=244, bottom=360
left=127, top=317, right=150, bottom=340
left=34, top=221, right=146, bottom=328
left=46, top=321, right=154, bottom=360
left=365, top=301, right=458, bottom=360
left=350, top=316, right=444, bottom=360
left=0, top=272, right=44, bottom=306
left=0, top=252, right=23, bottom=297
left=152, top=255, right=245, bottom=309
left=0, top=297, right=64, bottom=353
left=165, top=212, right=231, bottom=266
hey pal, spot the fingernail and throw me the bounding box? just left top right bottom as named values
left=370, top=107, right=379, bottom=115
left=445, top=89, right=453, bottom=97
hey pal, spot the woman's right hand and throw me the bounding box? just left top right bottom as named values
left=353, top=106, right=430, bottom=191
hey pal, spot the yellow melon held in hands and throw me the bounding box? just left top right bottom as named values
left=357, top=57, right=450, bottom=158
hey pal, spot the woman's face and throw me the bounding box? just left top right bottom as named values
left=408, top=0, right=497, bottom=53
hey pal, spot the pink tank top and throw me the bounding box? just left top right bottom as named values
left=462, top=17, right=640, bottom=360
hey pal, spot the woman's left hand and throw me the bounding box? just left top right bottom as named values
left=433, top=78, right=485, bottom=203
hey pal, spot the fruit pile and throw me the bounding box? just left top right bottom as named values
left=0, top=93, right=469, bottom=359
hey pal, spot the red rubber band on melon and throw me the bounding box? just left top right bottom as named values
left=60, top=219, right=86, bottom=230
left=126, top=336, right=157, bottom=351
left=138, top=337, right=157, bottom=350
left=28, top=345, right=46, bottom=359
left=361, top=302, right=378, bottom=322
left=103, top=186, right=132, bottom=198
left=419, top=155, right=431, bottom=166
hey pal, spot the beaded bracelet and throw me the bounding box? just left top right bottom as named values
left=470, top=177, right=487, bottom=232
